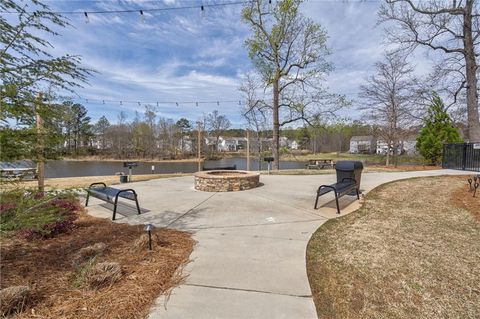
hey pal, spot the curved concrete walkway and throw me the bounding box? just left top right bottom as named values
left=86, top=169, right=467, bottom=319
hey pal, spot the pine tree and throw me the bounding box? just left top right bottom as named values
left=416, top=94, right=463, bottom=165
left=0, top=0, right=90, bottom=161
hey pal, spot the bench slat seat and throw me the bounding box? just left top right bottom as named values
left=314, top=178, right=359, bottom=214
left=317, top=181, right=355, bottom=196
left=86, top=182, right=141, bottom=220
left=89, top=186, right=136, bottom=201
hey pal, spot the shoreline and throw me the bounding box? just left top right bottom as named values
left=1, top=165, right=441, bottom=190
left=61, top=157, right=204, bottom=163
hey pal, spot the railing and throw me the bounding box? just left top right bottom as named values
left=443, top=143, right=480, bottom=172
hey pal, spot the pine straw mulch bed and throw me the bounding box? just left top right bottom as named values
left=306, top=175, right=480, bottom=319
left=0, top=212, right=194, bottom=318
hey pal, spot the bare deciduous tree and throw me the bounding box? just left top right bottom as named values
left=206, top=110, right=231, bottom=155
left=240, top=73, right=271, bottom=169
left=359, top=52, right=418, bottom=166
left=379, top=0, right=480, bottom=141
left=242, top=0, right=347, bottom=169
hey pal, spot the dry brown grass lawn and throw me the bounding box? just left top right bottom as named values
left=267, top=165, right=440, bottom=176
left=307, top=175, right=480, bottom=319
left=0, top=212, right=194, bottom=318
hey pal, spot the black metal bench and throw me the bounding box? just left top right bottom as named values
left=85, top=182, right=141, bottom=220
left=314, top=161, right=363, bottom=214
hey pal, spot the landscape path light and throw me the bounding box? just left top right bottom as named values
left=144, top=223, right=155, bottom=250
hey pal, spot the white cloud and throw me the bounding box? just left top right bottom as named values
left=42, top=0, right=441, bottom=125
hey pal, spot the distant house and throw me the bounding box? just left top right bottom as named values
left=376, top=135, right=418, bottom=156
left=279, top=137, right=289, bottom=148
left=290, top=140, right=299, bottom=150
left=218, top=137, right=238, bottom=152
left=349, top=136, right=376, bottom=154
left=400, top=137, right=418, bottom=155
left=179, top=136, right=193, bottom=153
left=205, top=136, right=297, bottom=152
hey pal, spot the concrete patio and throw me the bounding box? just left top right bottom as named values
left=86, top=169, right=466, bottom=319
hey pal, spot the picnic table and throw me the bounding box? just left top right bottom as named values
left=306, top=159, right=335, bottom=169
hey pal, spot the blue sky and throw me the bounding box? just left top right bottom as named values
left=39, top=0, right=428, bottom=126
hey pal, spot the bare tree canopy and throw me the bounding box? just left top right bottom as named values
left=379, top=0, right=480, bottom=141
left=242, top=0, right=347, bottom=169
left=206, top=110, right=231, bottom=155
left=359, top=52, right=418, bottom=165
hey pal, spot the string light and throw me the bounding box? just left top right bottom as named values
left=84, top=11, right=89, bottom=23
left=5, top=1, right=247, bottom=16
left=139, top=9, right=145, bottom=23
left=79, top=97, right=245, bottom=106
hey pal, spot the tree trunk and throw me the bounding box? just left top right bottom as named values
left=36, top=94, right=45, bottom=192
left=464, top=0, right=480, bottom=141
left=272, top=78, right=280, bottom=170
left=386, top=141, right=390, bottom=166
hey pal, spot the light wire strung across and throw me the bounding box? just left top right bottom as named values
left=1, top=0, right=380, bottom=15
left=77, top=97, right=246, bottom=106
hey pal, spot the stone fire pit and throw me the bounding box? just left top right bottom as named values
left=194, top=170, right=260, bottom=192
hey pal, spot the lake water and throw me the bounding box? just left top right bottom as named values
left=44, top=158, right=307, bottom=178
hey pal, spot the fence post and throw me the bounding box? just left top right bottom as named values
left=442, top=143, right=446, bottom=168
left=462, top=143, right=467, bottom=170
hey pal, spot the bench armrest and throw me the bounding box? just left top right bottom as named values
left=88, top=182, right=107, bottom=189
left=341, top=177, right=357, bottom=184
left=317, top=184, right=336, bottom=193
left=117, top=189, right=138, bottom=200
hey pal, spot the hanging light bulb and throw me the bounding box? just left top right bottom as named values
left=196, top=102, right=199, bottom=107
left=140, top=10, right=145, bottom=23
left=200, top=5, right=205, bottom=18
left=217, top=101, right=219, bottom=106
left=102, top=100, right=105, bottom=104
left=176, top=102, right=179, bottom=106
left=120, top=101, right=123, bottom=105
left=84, top=12, right=89, bottom=23
left=268, top=0, right=273, bottom=12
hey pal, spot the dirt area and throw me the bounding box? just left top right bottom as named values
left=450, top=177, right=480, bottom=221
left=306, top=175, right=480, bottom=319
left=2, top=173, right=191, bottom=190
left=0, top=212, right=194, bottom=318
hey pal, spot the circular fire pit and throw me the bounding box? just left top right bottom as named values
left=194, top=170, right=260, bottom=192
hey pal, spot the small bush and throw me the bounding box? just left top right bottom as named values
left=0, top=189, right=81, bottom=240
left=73, top=242, right=107, bottom=267
left=85, top=262, right=122, bottom=288
left=0, top=285, right=32, bottom=317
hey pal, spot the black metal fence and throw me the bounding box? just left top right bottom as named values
left=443, top=143, right=480, bottom=171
